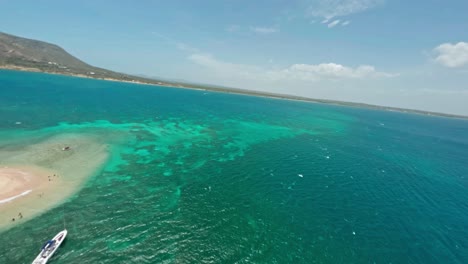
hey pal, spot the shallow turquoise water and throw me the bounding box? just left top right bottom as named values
left=1, top=70, right=468, bottom=263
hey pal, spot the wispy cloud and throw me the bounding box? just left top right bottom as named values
left=225, top=24, right=240, bottom=32
left=188, top=53, right=396, bottom=81
left=250, top=26, right=278, bottom=34
left=433, top=42, right=468, bottom=68
left=325, top=19, right=350, bottom=29
left=188, top=54, right=264, bottom=80
left=176, top=43, right=199, bottom=53
left=150, top=31, right=202, bottom=54
left=307, top=0, right=384, bottom=20
left=327, top=20, right=341, bottom=28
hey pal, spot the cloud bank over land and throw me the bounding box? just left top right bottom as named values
left=188, top=53, right=395, bottom=82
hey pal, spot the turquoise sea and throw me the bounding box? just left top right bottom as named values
left=0, top=70, right=467, bottom=263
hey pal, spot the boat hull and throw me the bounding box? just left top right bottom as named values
left=32, top=229, right=67, bottom=264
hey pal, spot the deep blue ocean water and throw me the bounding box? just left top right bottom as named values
left=0, top=70, right=467, bottom=263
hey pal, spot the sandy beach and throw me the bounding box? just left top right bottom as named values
left=0, top=166, right=59, bottom=224
left=0, top=133, right=109, bottom=230
left=0, top=166, right=54, bottom=204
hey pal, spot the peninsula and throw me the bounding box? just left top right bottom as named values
left=0, top=31, right=466, bottom=119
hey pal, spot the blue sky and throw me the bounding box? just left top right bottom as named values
left=1, top=0, right=468, bottom=115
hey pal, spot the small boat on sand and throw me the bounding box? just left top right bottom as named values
left=32, top=229, right=67, bottom=264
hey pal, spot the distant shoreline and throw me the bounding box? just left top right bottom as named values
left=1, top=66, right=467, bottom=120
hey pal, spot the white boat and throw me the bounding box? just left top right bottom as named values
left=32, top=229, right=67, bottom=264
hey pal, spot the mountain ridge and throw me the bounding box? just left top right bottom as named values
left=0, top=31, right=174, bottom=85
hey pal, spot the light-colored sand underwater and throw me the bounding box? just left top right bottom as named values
left=0, top=133, right=109, bottom=230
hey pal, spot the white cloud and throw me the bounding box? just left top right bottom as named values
left=188, top=53, right=395, bottom=81
left=342, top=20, right=351, bottom=26
left=433, top=42, right=468, bottom=68
left=327, top=20, right=341, bottom=28
left=250, top=26, right=278, bottom=34
left=307, top=0, right=383, bottom=20
left=271, top=63, right=395, bottom=80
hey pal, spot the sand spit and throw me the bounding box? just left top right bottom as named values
left=0, top=133, right=109, bottom=230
